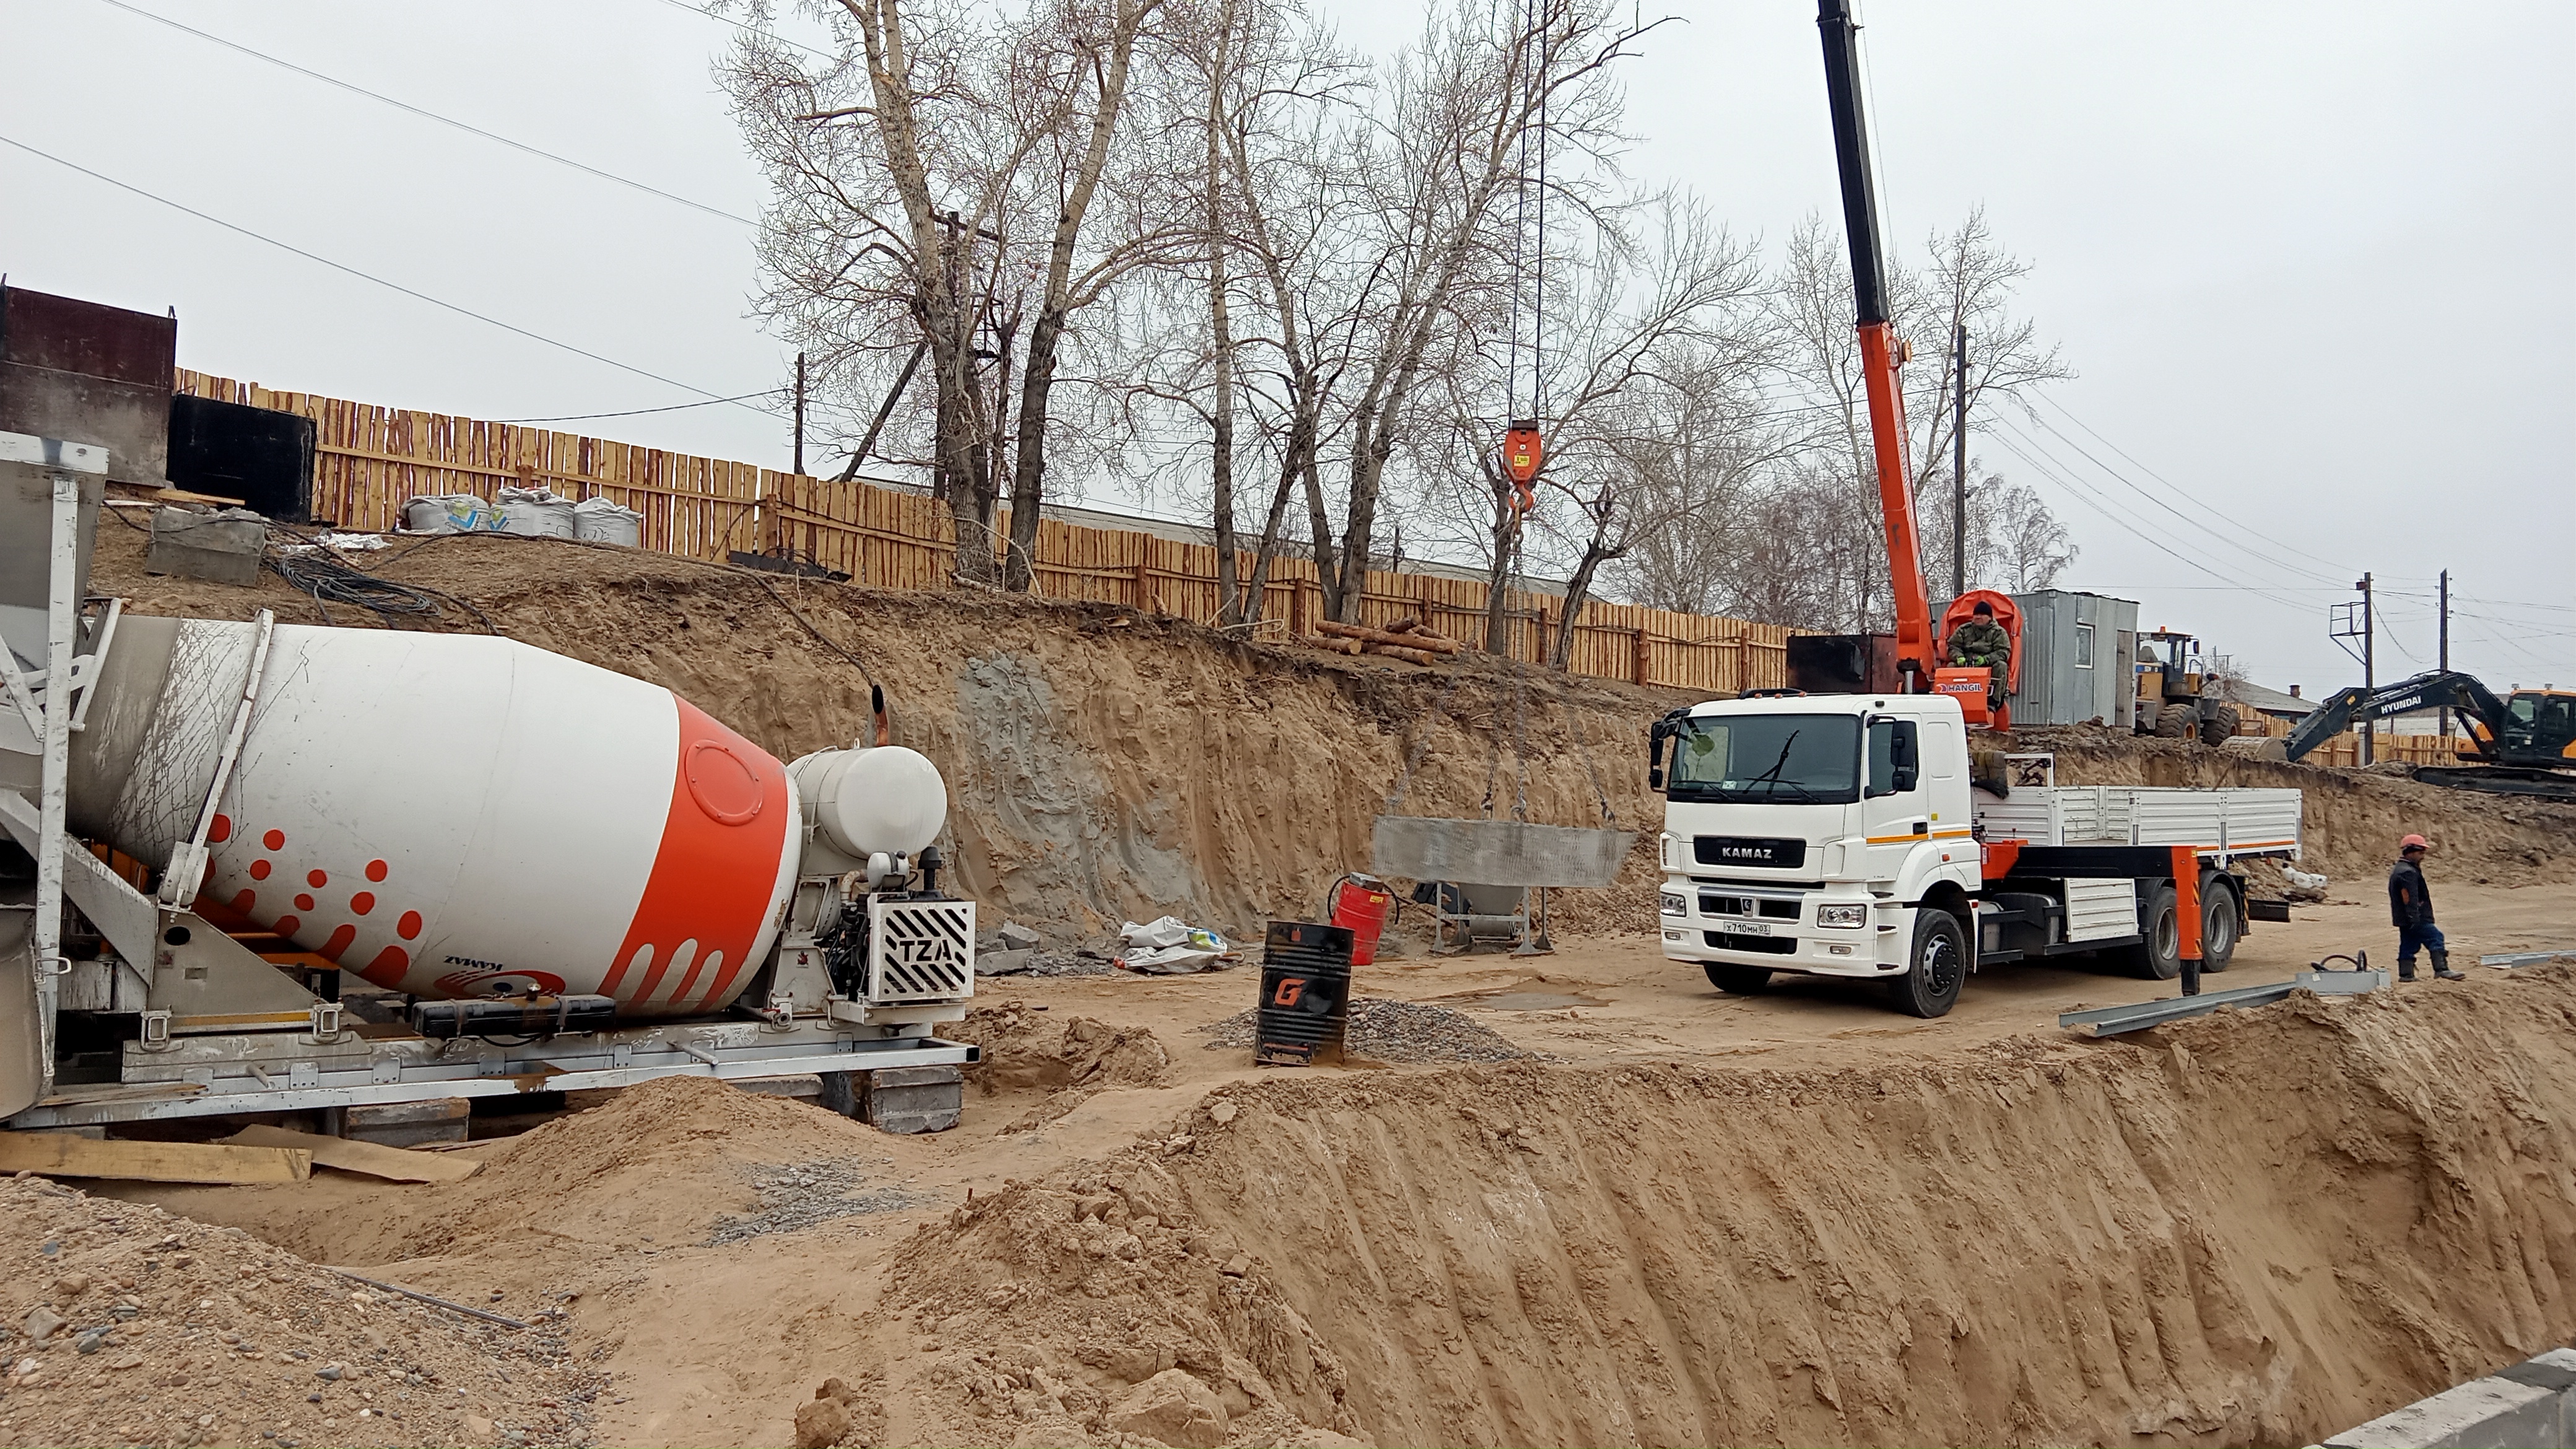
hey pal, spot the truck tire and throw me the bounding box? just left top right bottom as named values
left=2154, top=705, right=2197, bottom=739
left=1703, top=964, right=1772, bottom=995
left=1886, top=910, right=1967, bottom=1019
left=2111, top=884, right=2183, bottom=979
left=2199, top=872, right=2239, bottom=972
left=2200, top=703, right=2241, bottom=746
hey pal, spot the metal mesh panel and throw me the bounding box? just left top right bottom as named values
left=866, top=898, right=976, bottom=1003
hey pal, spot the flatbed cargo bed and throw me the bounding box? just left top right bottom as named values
left=1973, top=783, right=2302, bottom=862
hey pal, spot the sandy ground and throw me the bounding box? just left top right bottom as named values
left=31, top=880, right=2561, bottom=1449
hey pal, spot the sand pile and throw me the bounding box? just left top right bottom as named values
left=0, top=1176, right=599, bottom=1449
left=889, top=967, right=2576, bottom=1447
left=162, top=1076, right=898, bottom=1274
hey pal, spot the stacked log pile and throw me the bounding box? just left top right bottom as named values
left=1287, top=616, right=1465, bottom=667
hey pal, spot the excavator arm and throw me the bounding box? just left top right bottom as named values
left=2282, top=671, right=2515, bottom=763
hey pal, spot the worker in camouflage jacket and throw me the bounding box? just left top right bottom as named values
left=1946, top=601, right=2012, bottom=709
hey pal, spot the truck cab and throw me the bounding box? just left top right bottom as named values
left=1650, top=692, right=1982, bottom=1017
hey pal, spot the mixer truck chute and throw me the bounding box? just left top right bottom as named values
left=1, top=429, right=982, bottom=1131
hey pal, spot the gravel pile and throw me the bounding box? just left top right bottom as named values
left=1196, top=997, right=1535, bottom=1064
left=705, top=1158, right=928, bottom=1246
left=978, top=950, right=1116, bottom=979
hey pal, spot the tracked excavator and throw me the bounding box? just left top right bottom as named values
left=2285, top=671, right=2576, bottom=803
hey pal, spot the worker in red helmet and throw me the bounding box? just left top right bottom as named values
left=2387, top=833, right=2462, bottom=981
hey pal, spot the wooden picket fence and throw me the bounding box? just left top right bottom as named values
left=177, top=370, right=1793, bottom=694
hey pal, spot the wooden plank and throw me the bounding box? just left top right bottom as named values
left=217, top=1125, right=481, bottom=1183
left=0, top=1133, right=311, bottom=1185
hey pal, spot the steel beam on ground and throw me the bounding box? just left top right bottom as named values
left=2479, top=949, right=2576, bottom=968
left=2058, top=970, right=2387, bottom=1037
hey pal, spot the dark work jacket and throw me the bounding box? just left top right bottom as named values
left=2388, top=858, right=2434, bottom=928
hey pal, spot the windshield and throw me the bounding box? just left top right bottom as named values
left=1664, top=713, right=1861, bottom=804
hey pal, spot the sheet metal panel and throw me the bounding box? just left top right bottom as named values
left=2063, top=879, right=2137, bottom=941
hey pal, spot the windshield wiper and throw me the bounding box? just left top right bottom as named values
left=1734, top=730, right=1820, bottom=803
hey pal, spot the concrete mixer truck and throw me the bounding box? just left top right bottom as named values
left=0, top=430, right=980, bottom=1139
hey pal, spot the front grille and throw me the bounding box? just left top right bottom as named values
left=1705, top=930, right=1795, bottom=955
left=1699, top=893, right=1802, bottom=921
left=868, top=897, right=977, bottom=1003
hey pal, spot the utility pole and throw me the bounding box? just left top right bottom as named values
left=792, top=351, right=807, bottom=477
left=1952, top=323, right=1969, bottom=599
left=2437, top=568, right=2451, bottom=744
left=2357, top=571, right=2375, bottom=765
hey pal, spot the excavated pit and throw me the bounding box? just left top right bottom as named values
left=891, top=968, right=2576, bottom=1447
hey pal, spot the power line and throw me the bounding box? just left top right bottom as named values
left=2032, top=393, right=2361, bottom=577
left=653, top=0, right=845, bottom=64
left=0, top=132, right=773, bottom=417
left=489, top=390, right=783, bottom=424
left=94, top=0, right=756, bottom=225
left=2004, top=409, right=2354, bottom=590
left=1982, top=428, right=2318, bottom=613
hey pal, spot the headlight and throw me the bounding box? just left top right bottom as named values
left=1660, top=891, right=1687, bottom=917
left=1817, top=903, right=1867, bottom=928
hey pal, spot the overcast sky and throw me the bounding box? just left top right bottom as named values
left=2, top=0, right=2569, bottom=692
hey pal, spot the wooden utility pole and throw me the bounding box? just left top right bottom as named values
left=1952, top=323, right=1969, bottom=598
left=2358, top=570, right=2375, bottom=764
left=793, top=351, right=807, bottom=477
left=2437, top=568, right=2451, bottom=742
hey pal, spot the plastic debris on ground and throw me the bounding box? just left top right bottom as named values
left=1118, top=916, right=1230, bottom=973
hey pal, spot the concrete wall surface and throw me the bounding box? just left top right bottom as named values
left=2321, top=1347, right=2576, bottom=1448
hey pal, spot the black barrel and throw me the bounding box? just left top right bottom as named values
left=1255, top=920, right=1355, bottom=1066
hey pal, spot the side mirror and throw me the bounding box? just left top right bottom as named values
left=1891, top=720, right=1920, bottom=793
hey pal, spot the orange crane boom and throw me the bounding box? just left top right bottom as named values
left=1814, top=0, right=2012, bottom=726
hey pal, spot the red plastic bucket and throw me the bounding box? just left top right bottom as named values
left=1326, top=875, right=1393, bottom=967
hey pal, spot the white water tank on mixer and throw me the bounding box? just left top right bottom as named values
left=69, top=616, right=801, bottom=1017
left=787, top=744, right=948, bottom=875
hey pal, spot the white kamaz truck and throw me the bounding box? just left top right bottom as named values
left=1648, top=692, right=2302, bottom=1017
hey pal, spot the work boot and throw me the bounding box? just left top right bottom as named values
left=2432, top=949, right=2464, bottom=981
left=2397, top=960, right=2418, bottom=982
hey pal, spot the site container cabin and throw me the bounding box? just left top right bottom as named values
left=2004, top=590, right=2139, bottom=729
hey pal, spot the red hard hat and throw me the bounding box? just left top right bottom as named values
left=2400, top=833, right=2429, bottom=850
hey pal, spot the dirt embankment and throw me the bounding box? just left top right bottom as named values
left=892, top=967, right=2576, bottom=1447
left=94, top=525, right=1677, bottom=944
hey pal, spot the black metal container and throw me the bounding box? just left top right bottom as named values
left=1255, top=920, right=1355, bottom=1066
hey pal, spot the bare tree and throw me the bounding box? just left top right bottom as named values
left=1307, top=0, right=1663, bottom=622
left=1002, top=0, right=1180, bottom=592
left=1982, top=474, right=2078, bottom=591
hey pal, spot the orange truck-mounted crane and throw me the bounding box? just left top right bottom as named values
left=1795, top=0, right=2019, bottom=728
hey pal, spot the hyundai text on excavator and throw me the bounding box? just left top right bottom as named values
left=1644, top=0, right=2304, bottom=1017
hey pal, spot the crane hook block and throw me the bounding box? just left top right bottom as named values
left=1503, top=420, right=1544, bottom=487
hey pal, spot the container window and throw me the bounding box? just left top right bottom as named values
left=2074, top=623, right=2095, bottom=668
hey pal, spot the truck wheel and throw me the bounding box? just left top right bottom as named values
left=2112, top=884, right=2183, bottom=978
left=1886, top=910, right=1967, bottom=1018
left=2154, top=705, right=2197, bottom=739
left=2200, top=704, right=2241, bottom=746
left=1703, top=963, right=1772, bottom=995
left=2199, top=874, right=2239, bottom=972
